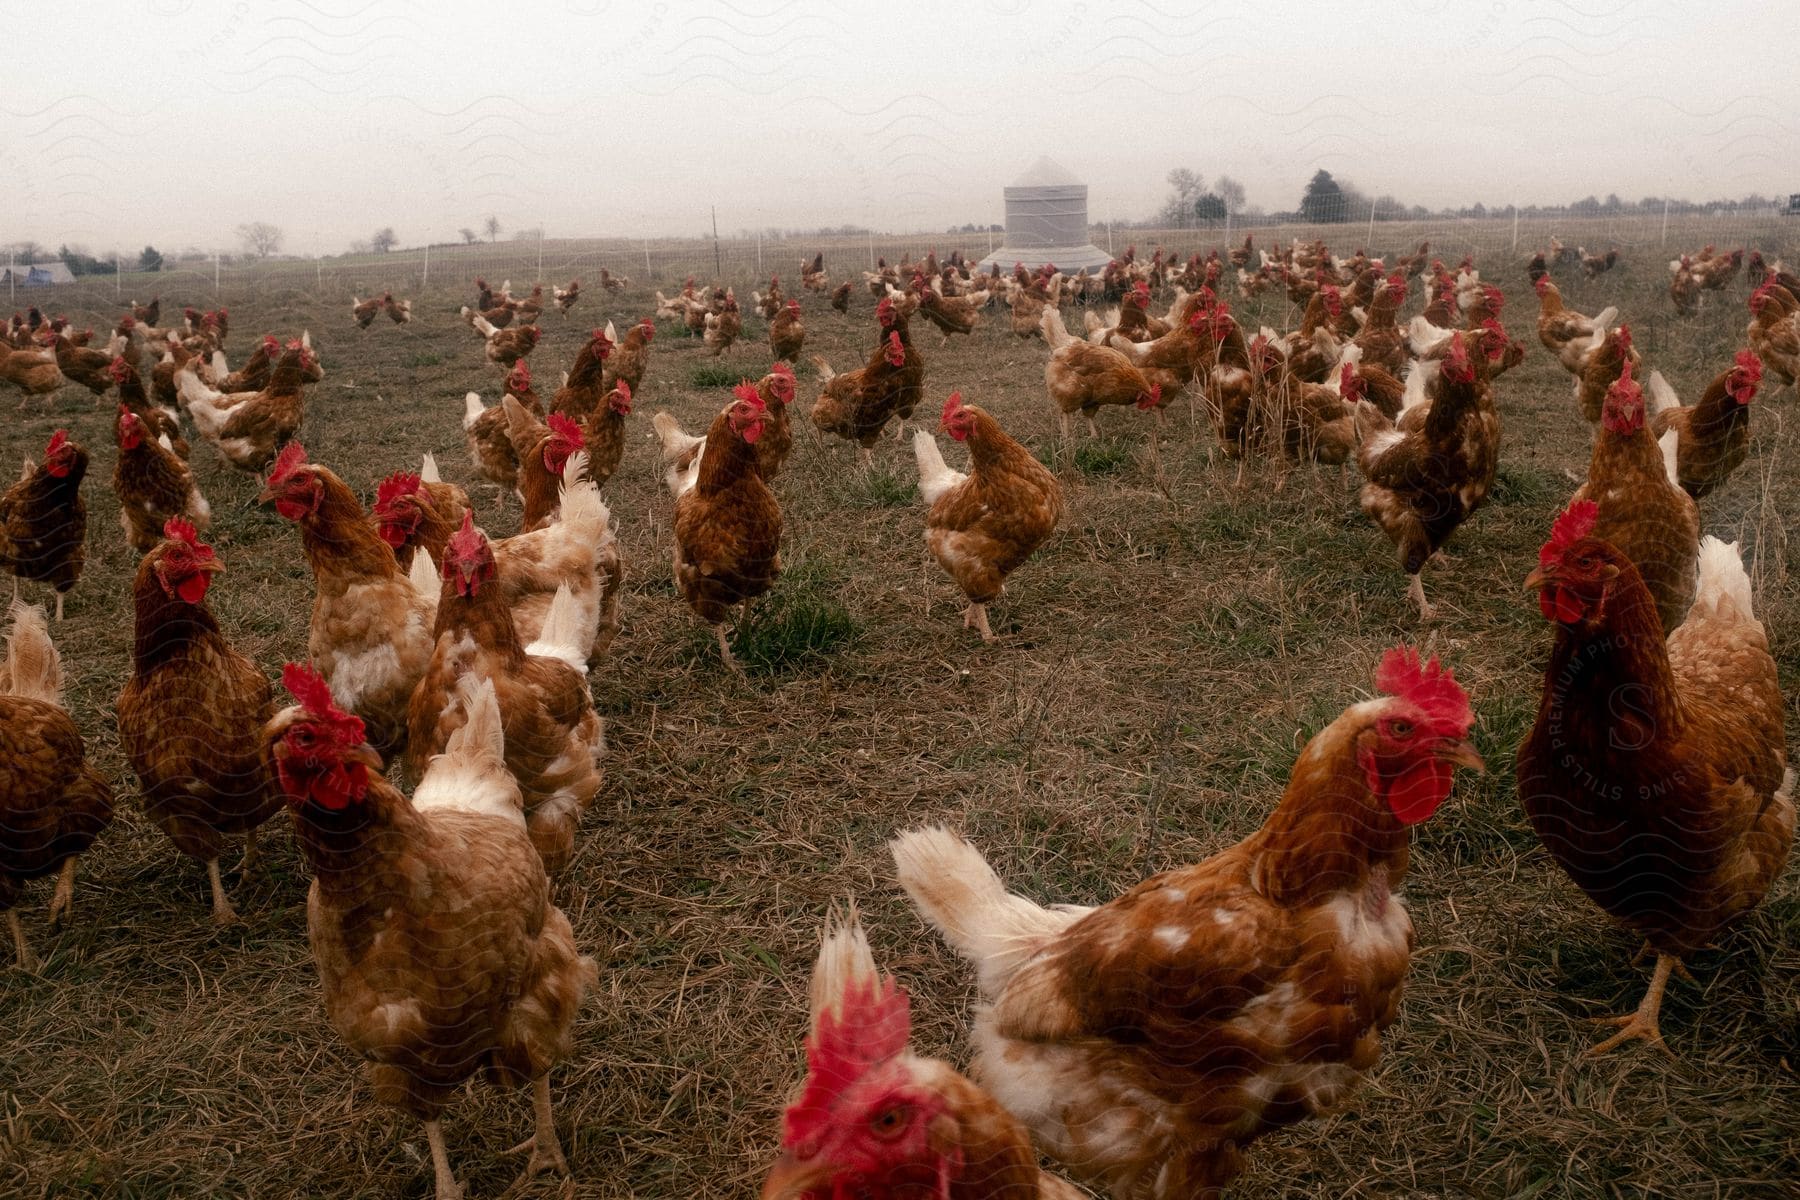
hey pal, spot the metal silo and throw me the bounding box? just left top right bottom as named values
left=977, top=156, right=1113, bottom=273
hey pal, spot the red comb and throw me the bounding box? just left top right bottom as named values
left=1541, top=500, right=1599, bottom=568
left=732, top=381, right=760, bottom=406
left=1374, top=646, right=1473, bottom=735
left=45, top=430, right=69, bottom=456
left=941, top=390, right=965, bottom=422
left=375, top=471, right=421, bottom=510
left=282, top=661, right=351, bottom=725
left=267, top=441, right=308, bottom=485
left=781, top=969, right=912, bottom=1150
left=162, top=516, right=203, bottom=546
left=546, top=412, right=584, bottom=446
left=445, top=510, right=485, bottom=568
left=772, top=360, right=794, bottom=378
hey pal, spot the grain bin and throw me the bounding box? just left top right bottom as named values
left=976, top=156, right=1113, bottom=273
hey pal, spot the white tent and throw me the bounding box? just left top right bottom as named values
left=1, top=261, right=76, bottom=286
left=976, top=157, right=1112, bottom=274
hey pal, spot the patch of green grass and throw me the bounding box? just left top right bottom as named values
left=1491, top=463, right=1559, bottom=506
left=1073, top=438, right=1133, bottom=476
left=404, top=351, right=443, bottom=368
left=847, top=468, right=917, bottom=508
left=727, top=561, right=860, bottom=674
left=690, top=363, right=742, bottom=388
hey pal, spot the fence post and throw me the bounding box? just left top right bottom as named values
left=423, top=242, right=430, bottom=289
left=711, top=208, right=722, bottom=279
left=317, top=257, right=323, bottom=291
left=643, top=237, right=651, bottom=279
left=1366, top=198, right=1376, bottom=247
left=868, top=230, right=874, bottom=269
left=536, top=231, right=544, bottom=281
left=1107, top=221, right=1114, bottom=254
left=756, top=231, right=762, bottom=278
left=1661, top=197, right=1671, bottom=246
left=7, top=250, right=13, bottom=304
left=214, top=251, right=221, bottom=295
left=1223, top=209, right=1230, bottom=249
left=987, top=226, right=993, bottom=255
left=1511, top=204, right=1520, bottom=254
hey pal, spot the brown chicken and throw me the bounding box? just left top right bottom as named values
left=370, top=457, right=471, bottom=572
left=0, top=337, right=67, bottom=399
left=1745, top=281, right=1798, bottom=390
left=761, top=911, right=1083, bottom=1200
left=1042, top=305, right=1161, bottom=449
left=1519, top=506, right=1793, bottom=1055
left=1351, top=271, right=1410, bottom=375
left=1, top=431, right=88, bottom=621
left=704, top=293, right=742, bottom=356
left=351, top=294, right=382, bottom=328
left=549, top=327, right=614, bottom=422
left=462, top=360, right=540, bottom=492
left=673, top=387, right=781, bottom=669
left=601, top=319, right=653, bottom=395
left=113, top=405, right=211, bottom=553
left=894, top=645, right=1482, bottom=1199
left=116, top=518, right=279, bottom=924
left=553, top=279, right=581, bottom=314
left=505, top=402, right=586, bottom=532
left=913, top=392, right=1062, bottom=642
left=47, top=330, right=113, bottom=395
left=0, top=601, right=114, bottom=970
left=1571, top=361, right=1698, bottom=633
left=812, top=298, right=926, bottom=464
left=1574, top=324, right=1640, bottom=425
left=404, top=515, right=606, bottom=872
left=829, top=281, right=852, bottom=313
left=182, top=338, right=317, bottom=472
left=463, top=306, right=541, bottom=367
left=1648, top=351, right=1762, bottom=500
left=270, top=665, right=595, bottom=1199
left=654, top=369, right=797, bottom=497
left=1534, top=277, right=1618, bottom=375
left=768, top=299, right=805, bottom=361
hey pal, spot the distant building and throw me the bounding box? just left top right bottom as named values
left=977, top=157, right=1113, bottom=274
left=1, top=261, right=77, bottom=286
left=1785, top=193, right=1800, bottom=216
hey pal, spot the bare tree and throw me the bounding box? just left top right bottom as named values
left=370, top=227, right=398, bottom=254
left=1159, top=169, right=1205, bottom=226
left=1214, top=175, right=1247, bottom=215
left=484, top=215, right=501, bottom=243
left=7, top=240, right=47, bottom=264
left=460, top=227, right=478, bottom=245
left=237, top=221, right=284, bottom=258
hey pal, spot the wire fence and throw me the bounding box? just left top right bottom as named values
left=9, top=208, right=1797, bottom=317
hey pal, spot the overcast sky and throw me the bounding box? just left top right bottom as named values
left=3, top=0, right=1792, bottom=256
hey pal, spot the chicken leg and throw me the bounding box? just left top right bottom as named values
left=240, top=826, right=259, bottom=874
left=206, top=858, right=240, bottom=925
left=1406, top=572, right=1434, bottom=621
left=507, top=1075, right=571, bottom=1185
left=1587, top=953, right=1678, bottom=1057
left=424, top=1119, right=463, bottom=1200
left=47, top=857, right=77, bottom=926
left=53, top=591, right=64, bottom=622
left=7, top=911, right=38, bottom=973
left=963, top=602, right=995, bottom=643
left=715, top=623, right=743, bottom=673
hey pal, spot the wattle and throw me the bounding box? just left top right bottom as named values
left=1540, top=585, right=1583, bottom=624
left=176, top=573, right=210, bottom=604
left=1387, top=758, right=1452, bottom=825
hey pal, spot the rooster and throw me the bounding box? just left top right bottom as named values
left=893, top=646, right=1482, bottom=1199
left=1519, top=505, right=1793, bottom=1055
left=1, top=430, right=88, bottom=621
left=761, top=911, right=1083, bottom=1200
left=914, top=392, right=1062, bottom=642
left=270, top=666, right=596, bottom=1199
left=0, top=602, right=114, bottom=970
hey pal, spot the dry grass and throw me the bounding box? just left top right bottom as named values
left=3, top=230, right=1799, bottom=1199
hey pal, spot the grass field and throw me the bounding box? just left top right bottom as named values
left=3, top=223, right=1799, bottom=1198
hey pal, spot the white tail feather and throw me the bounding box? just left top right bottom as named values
left=525, top=584, right=588, bottom=672
left=1592, top=306, right=1618, bottom=335
left=890, top=827, right=1087, bottom=999
left=420, top=452, right=441, bottom=483
left=1692, top=536, right=1755, bottom=623
left=1040, top=304, right=1072, bottom=351
left=462, top=391, right=487, bottom=430
left=409, top=548, right=439, bottom=601
left=0, top=601, right=64, bottom=705
left=1656, top=428, right=1681, bottom=488
left=913, top=429, right=965, bottom=506
left=411, top=674, right=524, bottom=824
left=1646, top=370, right=1681, bottom=417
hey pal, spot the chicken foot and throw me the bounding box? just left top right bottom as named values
left=424, top=1119, right=463, bottom=1200
left=963, top=602, right=995, bottom=643
left=206, top=858, right=240, bottom=925
left=1587, top=952, right=1678, bottom=1057
left=505, top=1075, right=571, bottom=1184
left=7, top=910, right=38, bottom=973
left=47, top=857, right=78, bottom=925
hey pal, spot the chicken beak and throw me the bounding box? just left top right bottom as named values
left=1434, top=739, right=1486, bottom=773
left=1522, top=565, right=1548, bottom=592
left=761, top=1152, right=831, bottom=1200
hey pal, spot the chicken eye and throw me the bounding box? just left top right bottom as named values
left=1388, top=720, right=1413, bottom=738
left=870, top=1105, right=910, bottom=1139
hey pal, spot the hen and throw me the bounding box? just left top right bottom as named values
left=462, top=306, right=541, bottom=367
left=1518, top=505, right=1793, bottom=1054
left=271, top=665, right=595, bottom=1199
left=1573, top=325, right=1640, bottom=426
left=1648, top=351, right=1762, bottom=500
left=768, top=299, right=805, bottom=361
left=505, top=401, right=586, bottom=532
left=913, top=392, right=1062, bottom=642
left=260, top=444, right=438, bottom=763
left=0, top=602, right=114, bottom=970
left=811, top=297, right=926, bottom=464
left=762, top=911, right=1083, bottom=1200
left=370, top=456, right=471, bottom=572
left=1042, top=305, right=1161, bottom=454
left=404, top=515, right=606, bottom=872
left=1534, top=277, right=1618, bottom=375
left=117, top=518, right=279, bottom=924
left=893, top=646, right=1482, bottom=1200
left=462, top=359, right=540, bottom=493
left=673, top=386, right=781, bottom=669
left=113, top=405, right=211, bottom=554
left=600, top=318, right=654, bottom=396
left=182, top=338, right=317, bottom=472
left=704, top=293, right=742, bottom=356
left=655, top=368, right=797, bottom=497
left=1745, top=281, right=1798, bottom=390
left=1, top=430, right=88, bottom=621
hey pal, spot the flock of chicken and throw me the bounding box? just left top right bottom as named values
left=1, top=232, right=1798, bottom=1198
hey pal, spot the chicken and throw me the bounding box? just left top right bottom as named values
left=510, top=285, right=545, bottom=325
left=1648, top=351, right=1763, bottom=500
left=1349, top=271, right=1410, bottom=375
left=761, top=910, right=1083, bottom=1200
left=462, top=306, right=541, bottom=367
left=462, top=359, right=539, bottom=492
left=598, top=266, right=629, bottom=292
left=1353, top=331, right=1500, bottom=620
left=1573, top=324, right=1640, bottom=425
left=1534, top=276, right=1618, bottom=375
left=811, top=298, right=926, bottom=465
left=768, top=299, right=805, bottom=361
left=404, top=516, right=605, bottom=872
left=892, top=645, right=1482, bottom=1200
left=1518, top=506, right=1793, bottom=1055
left=212, top=333, right=279, bottom=394
left=548, top=327, right=615, bottom=422
left=383, top=292, right=413, bottom=324
left=116, top=518, right=279, bottom=924
left=1669, top=260, right=1701, bottom=315
left=1, top=430, right=88, bottom=621
left=704, top=293, right=742, bottom=356
left=113, top=405, right=211, bottom=554
left=270, top=665, right=596, bottom=1199
left=130, top=296, right=161, bottom=325
left=601, top=318, right=653, bottom=396
left=799, top=251, right=828, bottom=292
left=0, top=337, right=67, bottom=399
left=673, top=387, right=781, bottom=670
left=370, top=456, right=471, bottom=572
left=0, top=602, right=113, bottom=970
left=47, top=329, right=113, bottom=395
left=1745, top=281, right=1798, bottom=390
left=913, top=392, right=1062, bottom=643
left=351, top=294, right=382, bottom=328
left=505, top=401, right=585, bottom=532
left=1570, top=361, right=1697, bottom=633
left=581, top=379, right=634, bottom=487
left=1042, top=305, right=1161, bottom=452
left=752, top=275, right=785, bottom=320
left=912, top=276, right=988, bottom=341
left=655, top=368, right=797, bottom=497
left=1579, top=247, right=1619, bottom=279
left=553, top=279, right=581, bottom=314
left=259, top=443, right=438, bottom=763
left=181, top=338, right=316, bottom=472
left=829, top=281, right=852, bottom=313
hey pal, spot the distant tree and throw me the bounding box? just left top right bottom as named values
left=1193, top=193, right=1228, bottom=222
left=484, top=215, right=501, bottom=243
left=511, top=227, right=544, bottom=242
left=1214, top=175, right=1246, bottom=215
left=460, top=227, right=478, bottom=245
left=7, top=240, right=46, bottom=264
left=1300, top=170, right=1347, bottom=223
left=1159, top=168, right=1205, bottom=226
left=1470, top=202, right=1487, bottom=219
left=58, top=244, right=116, bottom=276
left=1602, top=193, right=1622, bottom=212
left=370, top=227, right=398, bottom=254
left=138, top=245, right=164, bottom=272
left=237, top=221, right=284, bottom=258
left=1570, top=195, right=1601, bottom=215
